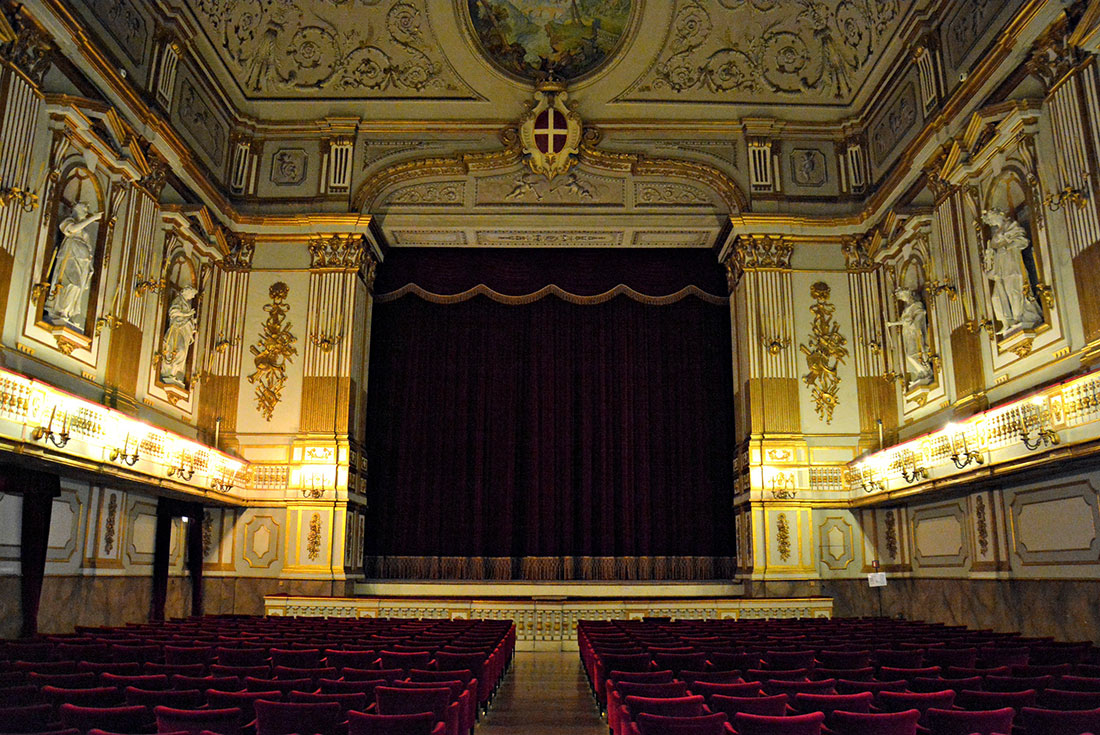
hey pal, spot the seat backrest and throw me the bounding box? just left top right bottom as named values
left=634, top=712, right=731, bottom=735
left=828, top=708, right=920, bottom=735
left=253, top=699, right=342, bottom=735
left=346, top=710, right=441, bottom=735
left=925, top=705, right=1015, bottom=735
left=624, top=694, right=706, bottom=718
left=708, top=694, right=789, bottom=718
left=1020, top=705, right=1100, bottom=735
left=732, top=710, right=825, bottom=735
left=154, top=704, right=243, bottom=735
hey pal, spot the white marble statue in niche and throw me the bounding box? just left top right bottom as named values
left=887, top=286, right=934, bottom=388
left=159, top=286, right=198, bottom=388
left=981, top=209, right=1044, bottom=336
left=44, top=202, right=103, bottom=329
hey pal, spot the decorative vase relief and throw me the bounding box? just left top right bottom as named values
left=249, top=282, right=297, bottom=421
left=776, top=512, right=791, bottom=561
left=800, top=281, right=848, bottom=423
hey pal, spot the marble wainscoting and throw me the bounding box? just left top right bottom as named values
left=0, top=576, right=20, bottom=638
left=823, top=578, right=1100, bottom=643
left=204, top=577, right=356, bottom=616
left=35, top=576, right=196, bottom=633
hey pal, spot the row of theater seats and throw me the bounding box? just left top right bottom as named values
left=578, top=616, right=1100, bottom=735
left=0, top=614, right=517, bottom=735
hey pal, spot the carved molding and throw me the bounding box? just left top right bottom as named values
left=308, top=234, right=365, bottom=270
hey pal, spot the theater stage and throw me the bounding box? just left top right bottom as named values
left=264, top=581, right=833, bottom=650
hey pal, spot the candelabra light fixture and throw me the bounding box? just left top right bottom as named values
left=31, top=406, right=70, bottom=448
left=1019, top=397, right=1059, bottom=450
left=0, top=185, right=40, bottom=212
left=168, top=451, right=195, bottom=480
left=1043, top=186, right=1088, bottom=212
left=109, top=432, right=140, bottom=466
left=946, top=423, right=984, bottom=469
left=899, top=449, right=929, bottom=484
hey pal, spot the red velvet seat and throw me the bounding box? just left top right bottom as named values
left=0, top=703, right=58, bottom=733
left=375, top=687, right=458, bottom=735
left=924, top=705, right=1015, bottom=735
left=707, top=694, right=789, bottom=719
left=124, top=686, right=204, bottom=710
left=154, top=705, right=243, bottom=735
left=42, top=685, right=126, bottom=710
left=631, top=712, right=734, bottom=735
left=268, top=649, right=322, bottom=670
left=761, top=679, right=836, bottom=697
left=1020, top=705, right=1100, bottom=735
left=827, top=708, right=919, bottom=735
left=876, top=689, right=955, bottom=725
left=1040, top=688, right=1100, bottom=710
left=730, top=711, right=825, bottom=735
left=205, top=689, right=283, bottom=723
left=253, top=699, right=341, bottom=735
left=59, top=703, right=151, bottom=734
left=954, top=687, right=1038, bottom=713
left=346, top=711, right=446, bottom=735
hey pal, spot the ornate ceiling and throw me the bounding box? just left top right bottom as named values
left=153, top=0, right=931, bottom=121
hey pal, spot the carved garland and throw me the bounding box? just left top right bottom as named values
left=307, top=513, right=322, bottom=562
left=800, top=282, right=849, bottom=424
left=975, top=495, right=990, bottom=556
left=248, top=282, right=297, bottom=422
left=884, top=511, right=898, bottom=560
left=776, top=513, right=791, bottom=562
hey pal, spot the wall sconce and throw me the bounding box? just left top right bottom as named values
left=31, top=406, right=70, bottom=448
left=899, top=449, right=928, bottom=483
left=168, top=451, right=195, bottom=481
left=309, top=333, right=344, bottom=354
left=946, top=423, right=983, bottom=469
left=856, top=463, right=886, bottom=494
left=109, top=432, right=140, bottom=466
left=926, top=279, right=957, bottom=300
left=761, top=335, right=790, bottom=355
left=1044, top=186, right=1088, bottom=212
left=1019, top=397, right=1059, bottom=451
left=0, top=185, right=39, bottom=212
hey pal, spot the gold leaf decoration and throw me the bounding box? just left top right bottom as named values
left=249, top=282, right=298, bottom=421
left=777, top=512, right=791, bottom=562
left=800, top=281, right=848, bottom=423
left=307, top=513, right=322, bottom=561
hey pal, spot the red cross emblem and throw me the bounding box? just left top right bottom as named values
left=534, top=108, right=569, bottom=155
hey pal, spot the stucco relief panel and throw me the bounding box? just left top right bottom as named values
left=179, top=0, right=476, bottom=99
left=621, top=0, right=908, bottom=104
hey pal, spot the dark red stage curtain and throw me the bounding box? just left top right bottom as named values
left=364, top=249, right=734, bottom=580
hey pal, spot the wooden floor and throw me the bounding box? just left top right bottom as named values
left=479, top=652, right=607, bottom=735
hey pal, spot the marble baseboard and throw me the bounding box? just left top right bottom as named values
left=824, top=577, right=1100, bottom=643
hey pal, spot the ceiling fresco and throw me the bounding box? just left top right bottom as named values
left=465, top=0, right=633, bottom=82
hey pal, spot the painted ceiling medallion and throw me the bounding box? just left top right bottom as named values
left=467, top=0, right=633, bottom=82
left=518, top=83, right=582, bottom=179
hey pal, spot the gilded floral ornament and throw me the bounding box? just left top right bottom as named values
left=249, top=282, right=297, bottom=422
left=776, top=512, right=791, bottom=561
left=800, top=281, right=848, bottom=423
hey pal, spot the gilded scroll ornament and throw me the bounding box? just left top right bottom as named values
left=800, top=281, right=848, bottom=423
left=776, top=513, right=791, bottom=562
left=248, top=282, right=297, bottom=422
